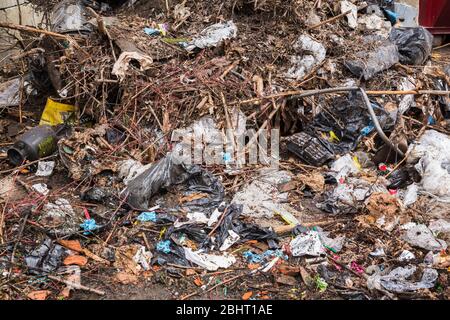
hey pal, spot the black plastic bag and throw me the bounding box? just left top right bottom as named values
left=387, top=167, right=420, bottom=189
left=166, top=224, right=210, bottom=245
left=435, top=78, right=450, bottom=120
left=153, top=241, right=191, bottom=267
left=389, top=27, right=433, bottom=65
left=215, top=204, right=278, bottom=248
left=306, top=92, right=395, bottom=155
left=123, top=153, right=224, bottom=211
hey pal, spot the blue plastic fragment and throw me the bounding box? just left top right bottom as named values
left=243, top=249, right=288, bottom=263
left=156, top=240, right=171, bottom=254
left=137, top=211, right=157, bottom=222
left=361, top=124, right=375, bottom=136
left=223, top=152, right=232, bottom=161
left=144, top=27, right=160, bottom=36
left=427, top=115, right=436, bottom=125
left=243, top=250, right=263, bottom=263
left=80, top=219, right=99, bottom=235
left=383, top=8, right=399, bottom=24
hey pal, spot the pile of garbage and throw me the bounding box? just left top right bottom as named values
left=0, top=0, right=449, bottom=300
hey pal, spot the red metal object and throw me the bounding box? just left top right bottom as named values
left=419, top=0, right=450, bottom=34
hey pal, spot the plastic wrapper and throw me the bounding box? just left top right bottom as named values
left=25, top=238, right=65, bottom=275
left=112, top=51, right=153, bottom=81
left=39, top=98, right=76, bottom=126
left=401, top=183, right=419, bottom=207
left=185, top=21, right=237, bottom=51
left=389, top=27, right=433, bottom=65
left=122, top=152, right=224, bottom=211
left=402, top=223, right=447, bottom=251
left=345, top=41, right=399, bottom=80
left=285, top=35, right=326, bottom=80
left=318, top=177, right=388, bottom=214
left=50, top=0, right=93, bottom=33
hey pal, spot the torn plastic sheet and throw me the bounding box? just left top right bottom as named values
left=429, top=219, right=450, bottom=235
left=369, top=248, right=386, bottom=257
left=387, top=167, right=416, bottom=190
left=39, top=98, right=76, bottom=126
left=375, top=265, right=438, bottom=293
left=207, top=203, right=226, bottom=227
left=80, top=219, right=99, bottom=235
left=285, top=35, right=326, bottom=80
left=231, top=169, right=295, bottom=219
left=50, top=0, right=93, bottom=33
left=25, top=238, right=66, bottom=275
left=156, top=240, right=171, bottom=254
left=389, top=27, right=433, bottom=65
left=435, top=77, right=450, bottom=120
left=289, top=228, right=344, bottom=257
left=185, top=21, right=237, bottom=51
left=394, top=3, right=419, bottom=28
left=290, top=231, right=324, bottom=257
left=183, top=247, right=236, bottom=271
left=0, top=78, right=21, bottom=107
left=173, top=212, right=209, bottom=228
left=119, top=159, right=153, bottom=186
left=39, top=198, right=80, bottom=236
left=345, top=41, right=399, bottom=80
left=122, top=152, right=224, bottom=211
left=407, top=130, right=450, bottom=201
left=401, top=223, right=447, bottom=251
left=112, top=51, right=153, bottom=81
left=137, top=211, right=157, bottom=222
left=171, top=116, right=224, bottom=166
left=340, top=1, right=358, bottom=29
left=358, top=14, right=392, bottom=37
left=329, top=154, right=360, bottom=181
left=424, top=251, right=450, bottom=268
left=401, top=183, right=419, bottom=207
left=167, top=223, right=209, bottom=245
left=219, top=230, right=240, bottom=251
left=318, top=178, right=388, bottom=214
left=81, top=187, right=116, bottom=206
